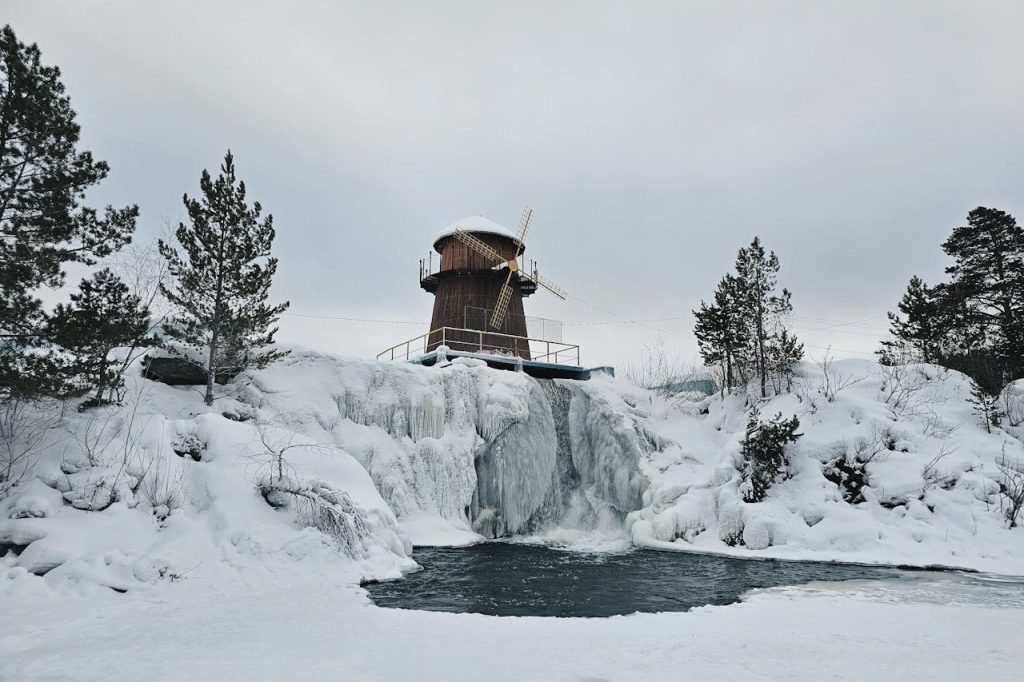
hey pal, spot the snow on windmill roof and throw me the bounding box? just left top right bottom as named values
left=433, top=215, right=521, bottom=251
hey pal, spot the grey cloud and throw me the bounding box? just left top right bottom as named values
left=7, top=1, right=1023, bottom=366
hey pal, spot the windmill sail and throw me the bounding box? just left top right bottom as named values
left=515, top=207, right=533, bottom=253
left=452, top=229, right=506, bottom=265
left=491, top=277, right=515, bottom=328
left=525, top=269, right=568, bottom=300
left=454, top=211, right=566, bottom=329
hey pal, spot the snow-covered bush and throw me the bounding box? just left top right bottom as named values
left=878, top=363, right=940, bottom=417
left=1002, top=381, right=1024, bottom=429
left=0, top=398, right=61, bottom=499
left=170, top=432, right=205, bottom=461
left=998, top=450, right=1024, bottom=528
left=258, top=476, right=373, bottom=559
left=738, top=408, right=801, bottom=503
left=816, top=348, right=863, bottom=402
left=823, top=424, right=894, bottom=504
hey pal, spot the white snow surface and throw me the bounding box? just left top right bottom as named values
left=3, top=349, right=1024, bottom=679
left=2, top=351, right=1024, bottom=596
left=432, top=214, right=520, bottom=249
left=630, top=360, right=1024, bottom=573
left=2, top=572, right=1022, bottom=681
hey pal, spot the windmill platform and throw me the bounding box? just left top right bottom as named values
left=377, top=326, right=613, bottom=381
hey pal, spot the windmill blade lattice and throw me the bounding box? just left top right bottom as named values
left=452, top=210, right=566, bottom=329
left=452, top=229, right=506, bottom=265
left=491, top=275, right=515, bottom=328
left=525, top=270, right=568, bottom=300
left=514, top=207, right=533, bottom=254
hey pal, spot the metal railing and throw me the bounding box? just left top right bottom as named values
left=377, top=326, right=581, bottom=366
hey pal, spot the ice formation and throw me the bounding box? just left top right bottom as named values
left=248, top=352, right=654, bottom=541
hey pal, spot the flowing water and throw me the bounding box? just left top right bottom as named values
left=363, top=543, right=960, bottom=617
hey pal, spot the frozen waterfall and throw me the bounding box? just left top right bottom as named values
left=249, top=352, right=655, bottom=543
left=471, top=378, right=649, bottom=537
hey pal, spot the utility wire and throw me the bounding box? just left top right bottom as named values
left=283, top=312, right=427, bottom=325
left=565, top=294, right=690, bottom=338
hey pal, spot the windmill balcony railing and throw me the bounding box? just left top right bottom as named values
left=377, top=326, right=581, bottom=366
left=419, top=257, right=541, bottom=285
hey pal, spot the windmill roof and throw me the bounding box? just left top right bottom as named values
left=433, top=215, right=521, bottom=251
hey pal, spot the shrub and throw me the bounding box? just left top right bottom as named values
left=738, top=408, right=802, bottom=503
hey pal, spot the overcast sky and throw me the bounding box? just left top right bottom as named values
left=7, top=1, right=1024, bottom=369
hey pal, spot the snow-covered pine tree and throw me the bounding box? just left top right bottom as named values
left=942, top=207, right=1024, bottom=385
left=738, top=407, right=802, bottom=503
left=158, top=151, right=290, bottom=406
left=880, top=275, right=944, bottom=364
left=732, top=237, right=800, bottom=398
left=0, top=25, right=137, bottom=399
left=48, top=268, right=154, bottom=405
left=767, top=329, right=803, bottom=393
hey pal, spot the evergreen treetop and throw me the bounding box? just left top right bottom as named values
left=882, top=275, right=942, bottom=364
left=694, top=237, right=801, bottom=397
left=49, top=268, right=154, bottom=404
left=159, top=150, right=289, bottom=406
left=0, top=24, right=138, bottom=399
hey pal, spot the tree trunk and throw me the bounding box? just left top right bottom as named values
left=205, top=324, right=218, bottom=406
left=757, top=291, right=766, bottom=398
left=206, top=231, right=227, bottom=407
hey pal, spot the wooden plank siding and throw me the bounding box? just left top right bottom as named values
left=426, top=233, right=532, bottom=359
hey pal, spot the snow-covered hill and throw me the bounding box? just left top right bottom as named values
left=632, top=360, right=1024, bottom=573
left=2, top=349, right=1023, bottom=598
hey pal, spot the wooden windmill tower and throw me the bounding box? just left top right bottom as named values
left=419, top=208, right=567, bottom=359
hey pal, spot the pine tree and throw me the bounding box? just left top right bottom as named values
left=882, top=276, right=943, bottom=364
left=968, top=382, right=1003, bottom=434
left=158, top=151, right=290, bottom=406
left=49, top=268, right=154, bottom=405
left=767, top=329, right=804, bottom=392
left=738, top=407, right=802, bottom=503
left=693, top=275, right=746, bottom=393
left=0, top=25, right=137, bottom=399
left=732, top=237, right=799, bottom=398
left=694, top=240, right=801, bottom=397
left=942, top=207, right=1024, bottom=384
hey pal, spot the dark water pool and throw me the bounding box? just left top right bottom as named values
left=365, top=543, right=912, bottom=617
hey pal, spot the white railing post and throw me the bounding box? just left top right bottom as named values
left=378, top=326, right=581, bottom=367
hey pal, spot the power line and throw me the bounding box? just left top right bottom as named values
left=563, top=316, right=689, bottom=326
left=565, top=295, right=690, bottom=338
left=802, top=342, right=878, bottom=356
left=283, top=312, right=427, bottom=325
left=791, top=315, right=887, bottom=331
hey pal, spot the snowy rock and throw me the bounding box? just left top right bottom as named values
left=8, top=495, right=51, bottom=519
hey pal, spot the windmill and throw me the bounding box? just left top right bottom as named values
left=419, top=208, right=567, bottom=359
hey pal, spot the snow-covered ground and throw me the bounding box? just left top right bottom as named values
left=3, top=572, right=1022, bottom=681
left=2, top=348, right=1024, bottom=680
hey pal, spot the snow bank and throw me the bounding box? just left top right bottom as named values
left=1, top=361, right=414, bottom=596
left=630, top=360, right=1024, bottom=573
left=3, top=350, right=1023, bottom=597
